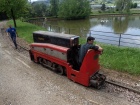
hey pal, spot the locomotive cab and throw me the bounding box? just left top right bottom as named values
left=66, top=48, right=106, bottom=88
left=67, top=45, right=81, bottom=70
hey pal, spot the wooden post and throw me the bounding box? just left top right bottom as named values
left=118, top=34, right=122, bottom=46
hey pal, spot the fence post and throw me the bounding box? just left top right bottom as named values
left=59, top=27, right=61, bottom=33
left=118, top=33, right=122, bottom=46
left=90, top=30, right=91, bottom=36
left=50, top=25, right=51, bottom=32
left=69, top=28, right=70, bottom=34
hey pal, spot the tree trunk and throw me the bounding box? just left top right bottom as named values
left=11, top=9, right=17, bottom=27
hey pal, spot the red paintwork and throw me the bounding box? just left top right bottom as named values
left=67, top=50, right=100, bottom=86
left=30, top=43, right=69, bottom=53
left=30, top=43, right=101, bottom=87
left=30, top=43, right=69, bottom=66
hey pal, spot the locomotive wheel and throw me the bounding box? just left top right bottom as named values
left=42, top=59, right=47, bottom=65
left=41, top=59, right=47, bottom=67
left=51, top=63, right=57, bottom=71
left=38, top=57, right=43, bottom=64
left=96, top=83, right=102, bottom=89
left=63, top=68, right=67, bottom=76
left=56, top=65, right=64, bottom=75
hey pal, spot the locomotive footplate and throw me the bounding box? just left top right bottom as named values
left=90, top=72, right=106, bottom=89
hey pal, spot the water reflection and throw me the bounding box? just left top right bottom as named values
left=113, top=17, right=128, bottom=33
left=45, top=19, right=91, bottom=37
left=29, top=16, right=140, bottom=48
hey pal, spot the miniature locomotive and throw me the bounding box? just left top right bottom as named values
left=29, top=31, right=106, bottom=89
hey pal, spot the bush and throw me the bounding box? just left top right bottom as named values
left=58, top=0, right=91, bottom=20
left=98, top=10, right=102, bottom=13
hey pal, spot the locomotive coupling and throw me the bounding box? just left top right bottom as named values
left=90, top=72, right=106, bottom=89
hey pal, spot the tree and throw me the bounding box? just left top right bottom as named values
left=31, top=3, right=49, bottom=17
left=0, top=0, right=29, bottom=27
left=131, top=2, right=134, bottom=8
left=101, top=4, right=106, bottom=11
left=115, top=0, right=132, bottom=12
left=0, top=12, right=8, bottom=20
left=58, top=0, right=91, bottom=20
left=133, top=3, right=137, bottom=8
left=50, top=0, right=59, bottom=17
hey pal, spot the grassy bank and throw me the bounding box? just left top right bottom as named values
left=91, top=8, right=140, bottom=16
left=8, top=20, right=140, bottom=75
left=100, top=44, right=140, bottom=75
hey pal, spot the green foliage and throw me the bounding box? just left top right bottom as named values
left=0, top=0, right=29, bottom=18
left=30, top=3, right=50, bottom=17
left=58, top=0, right=91, bottom=20
left=101, top=4, right=106, bottom=11
left=50, top=0, right=59, bottom=17
left=98, top=10, right=102, bottom=13
left=134, top=3, right=137, bottom=8
left=115, top=0, right=132, bottom=12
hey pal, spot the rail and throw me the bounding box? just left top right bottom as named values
left=105, top=80, right=140, bottom=95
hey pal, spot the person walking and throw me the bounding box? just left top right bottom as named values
left=6, top=25, right=18, bottom=49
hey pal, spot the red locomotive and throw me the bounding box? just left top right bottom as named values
left=29, top=31, right=106, bottom=89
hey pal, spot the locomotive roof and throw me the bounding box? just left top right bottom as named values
left=33, top=31, right=79, bottom=39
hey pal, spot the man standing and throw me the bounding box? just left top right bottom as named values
left=6, top=25, right=17, bottom=49
left=79, top=36, right=103, bottom=65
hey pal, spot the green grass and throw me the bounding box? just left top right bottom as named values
left=130, top=8, right=140, bottom=14
left=100, top=44, right=140, bottom=75
left=91, top=8, right=140, bottom=16
left=8, top=20, right=140, bottom=75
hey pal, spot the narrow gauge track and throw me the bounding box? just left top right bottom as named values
left=17, top=44, right=29, bottom=51
left=17, top=43, right=140, bottom=95
left=105, top=80, right=140, bottom=94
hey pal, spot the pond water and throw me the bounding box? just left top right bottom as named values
left=32, top=15, right=140, bottom=48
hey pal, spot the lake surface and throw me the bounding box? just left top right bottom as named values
left=31, top=15, right=140, bottom=48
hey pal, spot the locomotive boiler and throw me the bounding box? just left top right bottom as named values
left=29, top=31, right=106, bottom=89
